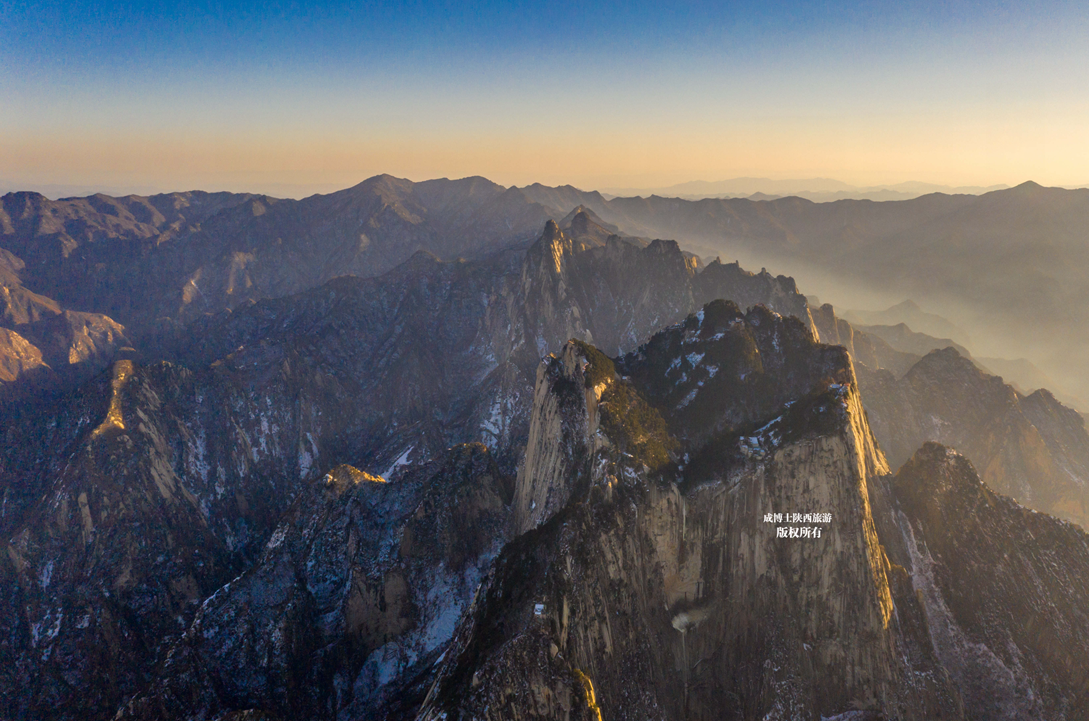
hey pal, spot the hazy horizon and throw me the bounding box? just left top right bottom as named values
left=5, top=1, right=1089, bottom=192
left=2, top=174, right=1086, bottom=203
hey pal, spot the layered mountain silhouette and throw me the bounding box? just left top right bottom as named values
left=535, top=181, right=1089, bottom=409
left=812, top=303, right=1089, bottom=530
left=5, top=176, right=1087, bottom=406
left=2, top=176, right=1089, bottom=720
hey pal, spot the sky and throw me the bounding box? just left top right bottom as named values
left=3, top=0, right=1089, bottom=196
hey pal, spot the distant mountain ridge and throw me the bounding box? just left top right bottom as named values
left=600, top=177, right=1012, bottom=201
left=516, top=180, right=1089, bottom=409
left=4, top=175, right=1088, bottom=409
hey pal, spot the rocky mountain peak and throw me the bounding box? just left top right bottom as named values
left=895, top=441, right=977, bottom=499
left=513, top=340, right=604, bottom=534
left=559, top=205, right=623, bottom=248
left=1, top=191, right=48, bottom=219
left=542, top=217, right=561, bottom=239
left=1010, top=179, right=1046, bottom=194
left=422, top=298, right=908, bottom=720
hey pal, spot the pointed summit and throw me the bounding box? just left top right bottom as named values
left=559, top=205, right=624, bottom=248
left=568, top=207, right=593, bottom=235
left=1011, top=180, right=1045, bottom=192
left=542, top=218, right=561, bottom=240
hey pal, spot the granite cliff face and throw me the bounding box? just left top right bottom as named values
left=0, top=327, right=45, bottom=385
left=512, top=341, right=603, bottom=535
left=419, top=303, right=960, bottom=720
left=419, top=304, right=1089, bottom=720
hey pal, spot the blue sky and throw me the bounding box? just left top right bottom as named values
left=3, top=0, right=1088, bottom=194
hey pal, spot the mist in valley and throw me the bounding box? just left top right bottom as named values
left=569, top=184, right=1089, bottom=414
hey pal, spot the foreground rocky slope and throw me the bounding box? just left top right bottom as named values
left=878, top=443, right=1089, bottom=718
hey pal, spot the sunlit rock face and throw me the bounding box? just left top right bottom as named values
left=420, top=302, right=966, bottom=721
left=1, top=245, right=132, bottom=403
left=117, top=444, right=511, bottom=721
left=0, top=327, right=45, bottom=385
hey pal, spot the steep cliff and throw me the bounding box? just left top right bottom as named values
left=420, top=302, right=959, bottom=720
left=513, top=341, right=603, bottom=534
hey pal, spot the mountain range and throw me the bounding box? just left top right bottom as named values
left=515, top=180, right=1089, bottom=411
left=2, top=175, right=1089, bottom=719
